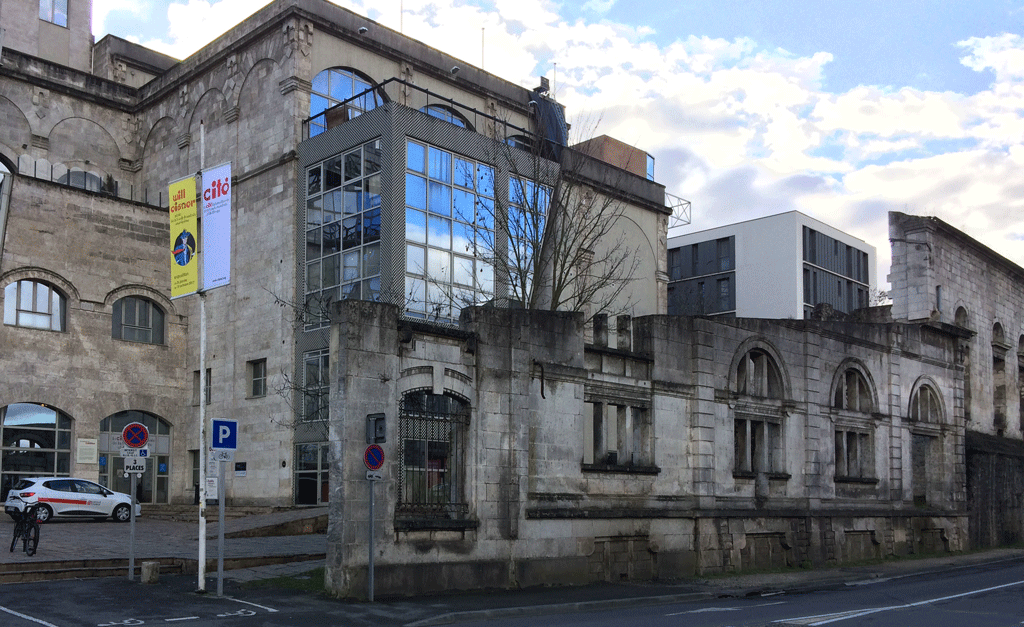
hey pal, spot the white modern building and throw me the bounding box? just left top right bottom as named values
left=667, top=211, right=876, bottom=319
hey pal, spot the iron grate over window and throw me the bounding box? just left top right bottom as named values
left=397, top=391, right=469, bottom=520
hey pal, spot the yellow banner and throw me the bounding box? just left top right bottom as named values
left=169, top=177, right=198, bottom=299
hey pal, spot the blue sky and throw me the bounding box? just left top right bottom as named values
left=93, top=0, right=1024, bottom=288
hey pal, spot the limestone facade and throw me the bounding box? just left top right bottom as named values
left=325, top=298, right=967, bottom=597
left=0, top=0, right=668, bottom=506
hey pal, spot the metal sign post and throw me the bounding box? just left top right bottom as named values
left=217, top=457, right=225, bottom=596
left=364, top=444, right=384, bottom=602
left=129, top=477, right=136, bottom=580
left=210, top=419, right=236, bottom=597
left=121, top=423, right=149, bottom=582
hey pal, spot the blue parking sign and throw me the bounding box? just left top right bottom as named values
left=211, top=419, right=238, bottom=450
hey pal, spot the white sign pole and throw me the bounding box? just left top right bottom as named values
left=128, top=477, right=136, bottom=581
left=197, top=121, right=208, bottom=593
left=217, top=458, right=225, bottom=596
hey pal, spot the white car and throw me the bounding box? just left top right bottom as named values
left=4, top=477, right=141, bottom=523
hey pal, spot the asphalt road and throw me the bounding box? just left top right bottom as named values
left=442, top=559, right=1024, bottom=627
left=2, top=545, right=1024, bottom=627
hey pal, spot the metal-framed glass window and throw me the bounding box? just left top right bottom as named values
left=405, top=140, right=495, bottom=322
left=302, top=350, right=329, bottom=422
left=305, top=140, right=382, bottom=329
left=0, top=403, right=71, bottom=499
left=98, top=411, right=171, bottom=503
left=112, top=296, right=164, bottom=344
left=295, top=443, right=329, bottom=505
left=309, top=68, right=384, bottom=137
left=4, top=280, right=66, bottom=331
left=397, top=391, right=469, bottom=520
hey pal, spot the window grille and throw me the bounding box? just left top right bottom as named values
left=397, top=391, right=469, bottom=520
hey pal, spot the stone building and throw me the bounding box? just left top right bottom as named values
left=0, top=0, right=672, bottom=506
left=888, top=211, right=1024, bottom=548
left=325, top=264, right=967, bottom=596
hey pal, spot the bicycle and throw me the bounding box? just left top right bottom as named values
left=9, top=503, right=40, bottom=557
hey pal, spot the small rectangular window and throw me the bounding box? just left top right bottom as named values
left=193, top=369, right=211, bottom=406
left=248, top=359, right=267, bottom=398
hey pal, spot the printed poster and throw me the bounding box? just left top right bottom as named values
left=169, top=176, right=198, bottom=299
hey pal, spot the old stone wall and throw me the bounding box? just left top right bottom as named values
left=325, top=300, right=967, bottom=598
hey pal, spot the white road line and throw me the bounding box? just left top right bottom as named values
left=667, top=600, right=786, bottom=616
left=164, top=618, right=200, bottom=622
left=0, top=605, right=60, bottom=627
left=223, top=597, right=279, bottom=613
left=775, top=578, right=1024, bottom=625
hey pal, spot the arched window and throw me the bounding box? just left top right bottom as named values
left=735, top=349, right=784, bottom=399
left=993, top=323, right=1008, bottom=429
left=99, top=411, right=172, bottom=503
left=833, top=367, right=873, bottom=413
left=396, top=390, right=470, bottom=523
left=57, top=169, right=103, bottom=192
left=1, top=403, right=72, bottom=498
left=421, top=104, right=471, bottom=129
left=732, top=347, right=786, bottom=476
left=112, top=296, right=165, bottom=344
left=505, top=134, right=533, bottom=152
left=309, top=67, right=384, bottom=136
left=907, top=383, right=943, bottom=505
left=909, top=384, right=941, bottom=423
left=3, top=279, right=66, bottom=331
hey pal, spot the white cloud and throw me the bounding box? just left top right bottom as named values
left=959, top=33, right=1024, bottom=81
left=99, top=0, right=1024, bottom=286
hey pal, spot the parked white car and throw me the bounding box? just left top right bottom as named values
left=4, top=477, right=141, bottom=523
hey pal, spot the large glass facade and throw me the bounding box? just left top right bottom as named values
left=305, top=140, right=382, bottom=328
left=405, top=139, right=494, bottom=322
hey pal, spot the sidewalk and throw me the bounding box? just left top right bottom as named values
left=3, top=508, right=1023, bottom=627
left=0, top=507, right=328, bottom=582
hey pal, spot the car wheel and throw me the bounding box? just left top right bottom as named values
left=34, top=505, right=53, bottom=524
left=112, top=504, right=131, bottom=522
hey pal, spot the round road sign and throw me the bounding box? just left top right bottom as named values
left=364, top=444, right=384, bottom=471
left=122, top=422, right=150, bottom=448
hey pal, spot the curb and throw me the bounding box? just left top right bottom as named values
left=404, top=592, right=714, bottom=627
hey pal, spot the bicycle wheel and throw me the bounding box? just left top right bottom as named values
left=10, top=522, right=21, bottom=552
left=24, top=524, right=38, bottom=556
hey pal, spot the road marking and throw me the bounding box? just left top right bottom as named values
left=668, top=600, right=786, bottom=616
left=164, top=618, right=199, bottom=622
left=0, top=605, right=61, bottom=627
left=223, top=597, right=279, bottom=613
left=774, top=578, right=1024, bottom=625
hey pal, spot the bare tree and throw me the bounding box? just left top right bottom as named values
left=425, top=110, right=647, bottom=322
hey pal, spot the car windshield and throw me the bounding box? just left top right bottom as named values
left=12, top=480, right=35, bottom=490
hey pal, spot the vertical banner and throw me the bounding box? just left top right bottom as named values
left=202, top=162, right=232, bottom=290
left=169, top=176, right=198, bottom=299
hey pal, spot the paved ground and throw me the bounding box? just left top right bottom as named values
left=0, top=507, right=328, bottom=581
left=2, top=507, right=1024, bottom=626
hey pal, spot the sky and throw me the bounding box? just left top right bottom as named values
left=93, top=0, right=1024, bottom=290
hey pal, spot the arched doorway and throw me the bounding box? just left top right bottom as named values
left=99, top=411, right=171, bottom=503
left=1, top=403, right=72, bottom=500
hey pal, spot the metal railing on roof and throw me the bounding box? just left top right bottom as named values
left=302, top=77, right=535, bottom=141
